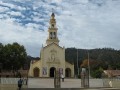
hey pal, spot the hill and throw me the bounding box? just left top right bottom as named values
left=65, top=48, right=120, bottom=77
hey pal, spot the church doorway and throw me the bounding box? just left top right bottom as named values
left=65, top=68, right=71, bottom=77
left=33, top=67, right=40, bottom=77
left=50, top=67, right=56, bottom=77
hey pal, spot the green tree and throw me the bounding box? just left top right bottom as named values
left=0, top=43, right=3, bottom=61
left=91, top=67, right=103, bottom=78
left=2, top=42, right=27, bottom=70
left=0, top=43, right=4, bottom=70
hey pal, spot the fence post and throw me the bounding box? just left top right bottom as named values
left=81, top=68, right=89, bottom=88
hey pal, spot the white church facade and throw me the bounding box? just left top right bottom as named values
left=29, top=13, right=74, bottom=77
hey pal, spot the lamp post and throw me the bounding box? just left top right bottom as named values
left=77, top=49, right=80, bottom=77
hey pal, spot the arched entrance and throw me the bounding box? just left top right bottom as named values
left=50, top=67, right=56, bottom=77
left=65, top=68, right=71, bottom=77
left=33, top=67, right=40, bottom=77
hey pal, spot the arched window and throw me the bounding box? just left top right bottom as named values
left=52, top=24, right=54, bottom=28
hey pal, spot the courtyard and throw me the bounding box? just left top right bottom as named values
left=1, top=78, right=119, bottom=90
left=28, top=78, right=103, bottom=88
left=1, top=77, right=120, bottom=90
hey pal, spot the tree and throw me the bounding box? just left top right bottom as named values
left=80, top=59, right=99, bottom=68
left=0, top=43, right=4, bottom=63
left=91, top=67, right=103, bottom=78
left=1, top=42, right=27, bottom=70
left=81, top=59, right=104, bottom=78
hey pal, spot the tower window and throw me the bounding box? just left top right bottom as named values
left=54, top=32, right=56, bottom=38
left=52, top=24, right=54, bottom=28
left=50, top=32, right=52, bottom=35
left=50, top=32, right=52, bottom=39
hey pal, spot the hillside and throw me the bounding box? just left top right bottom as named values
left=65, top=48, right=120, bottom=77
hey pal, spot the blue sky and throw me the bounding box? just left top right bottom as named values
left=0, top=0, right=120, bottom=57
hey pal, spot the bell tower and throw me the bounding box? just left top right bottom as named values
left=46, top=13, right=59, bottom=45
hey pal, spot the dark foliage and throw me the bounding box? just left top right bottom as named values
left=0, top=42, right=27, bottom=71
left=65, top=48, right=120, bottom=78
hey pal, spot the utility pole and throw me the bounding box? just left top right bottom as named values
left=77, top=49, right=79, bottom=77
left=87, top=50, right=90, bottom=87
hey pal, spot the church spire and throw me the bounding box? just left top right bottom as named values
left=46, top=13, right=59, bottom=45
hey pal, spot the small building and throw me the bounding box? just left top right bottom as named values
left=0, top=70, right=28, bottom=77
left=0, top=71, right=14, bottom=77
left=103, top=70, right=120, bottom=78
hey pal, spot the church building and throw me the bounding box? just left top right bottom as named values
left=29, top=13, right=74, bottom=77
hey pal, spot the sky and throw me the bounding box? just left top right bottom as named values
left=0, top=0, right=120, bottom=57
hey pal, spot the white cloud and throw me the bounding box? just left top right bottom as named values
left=51, top=0, right=62, bottom=3
left=57, top=0, right=120, bottom=50
left=0, top=0, right=120, bottom=57
left=7, top=11, right=22, bottom=16
left=0, top=1, right=15, bottom=8
left=15, top=6, right=26, bottom=11
left=25, top=23, right=41, bottom=29
left=0, top=7, right=9, bottom=12
left=0, top=19, right=47, bottom=57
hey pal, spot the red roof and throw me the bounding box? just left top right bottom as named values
left=104, top=70, right=120, bottom=77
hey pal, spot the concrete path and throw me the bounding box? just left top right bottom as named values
left=28, top=78, right=103, bottom=88
left=1, top=78, right=117, bottom=90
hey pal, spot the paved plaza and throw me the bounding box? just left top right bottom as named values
left=1, top=78, right=120, bottom=90
left=28, top=78, right=103, bottom=88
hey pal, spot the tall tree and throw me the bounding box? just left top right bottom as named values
left=0, top=43, right=4, bottom=70
left=1, top=42, right=27, bottom=70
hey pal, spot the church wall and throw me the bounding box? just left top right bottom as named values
left=65, top=62, right=74, bottom=77
left=41, top=44, right=66, bottom=77
left=29, top=60, right=41, bottom=77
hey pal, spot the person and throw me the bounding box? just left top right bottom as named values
left=18, top=78, right=23, bottom=90
left=109, top=81, right=112, bottom=87
left=61, top=74, right=64, bottom=82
